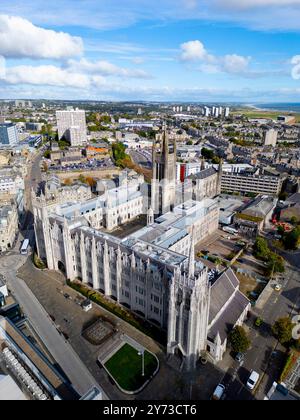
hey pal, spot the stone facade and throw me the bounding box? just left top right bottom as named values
left=151, top=127, right=177, bottom=215
left=33, top=128, right=250, bottom=370
left=0, top=204, right=18, bottom=252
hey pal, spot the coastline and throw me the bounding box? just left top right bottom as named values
left=244, top=103, right=300, bottom=113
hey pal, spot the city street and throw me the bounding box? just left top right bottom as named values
left=223, top=265, right=300, bottom=400
left=0, top=150, right=102, bottom=398
left=129, top=149, right=152, bottom=169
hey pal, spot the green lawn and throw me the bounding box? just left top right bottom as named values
left=232, top=110, right=300, bottom=123
left=105, top=343, right=158, bottom=392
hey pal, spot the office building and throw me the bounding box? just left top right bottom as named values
left=264, top=129, right=278, bottom=147
left=56, top=109, right=87, bottom=146
left=0, top=123, right=19, bottom=147
left=221, top=167, right=283, bottom=196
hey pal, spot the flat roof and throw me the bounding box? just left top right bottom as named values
left=0, top=317, right=74, bottom=400
left=0, top=374, right=27, bottom=400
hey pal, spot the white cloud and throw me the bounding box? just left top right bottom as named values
left=291, top=55, right=300, bottom=80
left=180, top=40, right=209, bottom=61
left=0, top=58, right=151, bottom=89
left=0, top=14, right=83, bottom=59
left=1, top=80, right=299, bottom=103
left=2, top=64, right=90, bottom=88
left=199, top=63, right=220, bottom=74
left=179, top=40, right=250, bottom=75
left=222, top=54, right=251, bottom=74
left=2, top=0, right=300, bottom=31
left=0, top=56, right=6, bottom=79
left=67, top=58, right=151, bottom=79
left=183, top=0, right=198, bottom=9
left=220, top=0, right=300, bottom=9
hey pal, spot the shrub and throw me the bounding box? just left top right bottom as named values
left=229, top=326, right=251, bottom=353
left=272, top=317, right=295, bottom=345
left=33, top=253, right=46, bottom=270
left=67, top=280, right=167, bottom=345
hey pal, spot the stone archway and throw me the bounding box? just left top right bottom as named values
left=58, top=261, right=66, bottom=274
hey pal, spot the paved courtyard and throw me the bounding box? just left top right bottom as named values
left=18, top=258, right=225, bottom=400
left=195, top=230, right=238, bottom=261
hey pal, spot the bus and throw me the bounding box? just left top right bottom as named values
left=222, top=226, right=239, bottom=236
left=20, top=239, right=30, bottom=255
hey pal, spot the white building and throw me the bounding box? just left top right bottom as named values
left=204, top=107, right=210, bottom=117
left=56, top=109, right=87, bottom=146
left=0, top=204, right=18, bottom=252
left=0, top=123, right=19, bottom=147
left=0, top=171, right=24, bottom=195
left=32, top=127, right=250, bottom=370
left=221, top=167, right=283, bottom=196
left=264, top=129, right=278, bottom=147
left=44, top=175, right=92, bottom=204
left=33, top=191, right=249, bottom=369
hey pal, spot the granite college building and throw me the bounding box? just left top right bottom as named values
left=33, top=127, right=250, bottom=370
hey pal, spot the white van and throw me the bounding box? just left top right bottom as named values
left=246, top=371, right=260, bottom=390
left=212, top=384, right=226, bottom=400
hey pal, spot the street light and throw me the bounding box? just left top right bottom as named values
left=138, top=350, right=145, bottom=377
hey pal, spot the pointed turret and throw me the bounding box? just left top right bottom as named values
left=201, top=157, right=206, bottom=171
left=131, top=252, right=136, bottom=268
left=147, top=207, right=154, bottom=226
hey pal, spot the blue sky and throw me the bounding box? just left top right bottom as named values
left=1, top=0, right=300, bottom=102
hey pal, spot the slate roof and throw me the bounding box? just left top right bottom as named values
left=208, top=290, right=250, bottom=342
left=189, top=167, right=217, bottom=180
left=209, top=268, right=239, bottom=325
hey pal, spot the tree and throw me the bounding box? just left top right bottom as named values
left=272, top=317, right=294, bottom=345
left=43, top=150, right=51, bottom=159
left=283, top=227, right=300, bottom=250
left=112, top=142, right=129, bottom=167
left=186, top=140, right=193, bottom=146
left=78, top=174, right=86, bottom=184
left=201, top=147, right=215, bottom=160
left=229, top=326, right=251, bottom=353
left=253, top=237, right=269, bottom=260
left=266, top=253, right=285, bottom=276
left=85, top=177, right=97, bottom=187
left=290, top=216, right=298, bottom=226
left=279, top=191, right=288, bottom=201
left=42, top=162, right=48, bottom=173
left=58, top=139, right=70, bottom=150
left=212, top=156, right=221, bottom=164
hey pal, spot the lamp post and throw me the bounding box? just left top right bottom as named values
left=138, top=350, right=145, bottom=377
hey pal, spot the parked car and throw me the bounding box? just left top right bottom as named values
left=235, top=352, right=245, bottom=363
left=254, top=317, right=263, bottom=327
left=212, top=384, right=226, bottom=400
left=275, top=284, right=282, bottom=292
left=246, top=371, right=260, bottom=390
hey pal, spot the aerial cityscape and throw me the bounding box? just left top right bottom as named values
left=0, top=0, right=300, bottom=404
